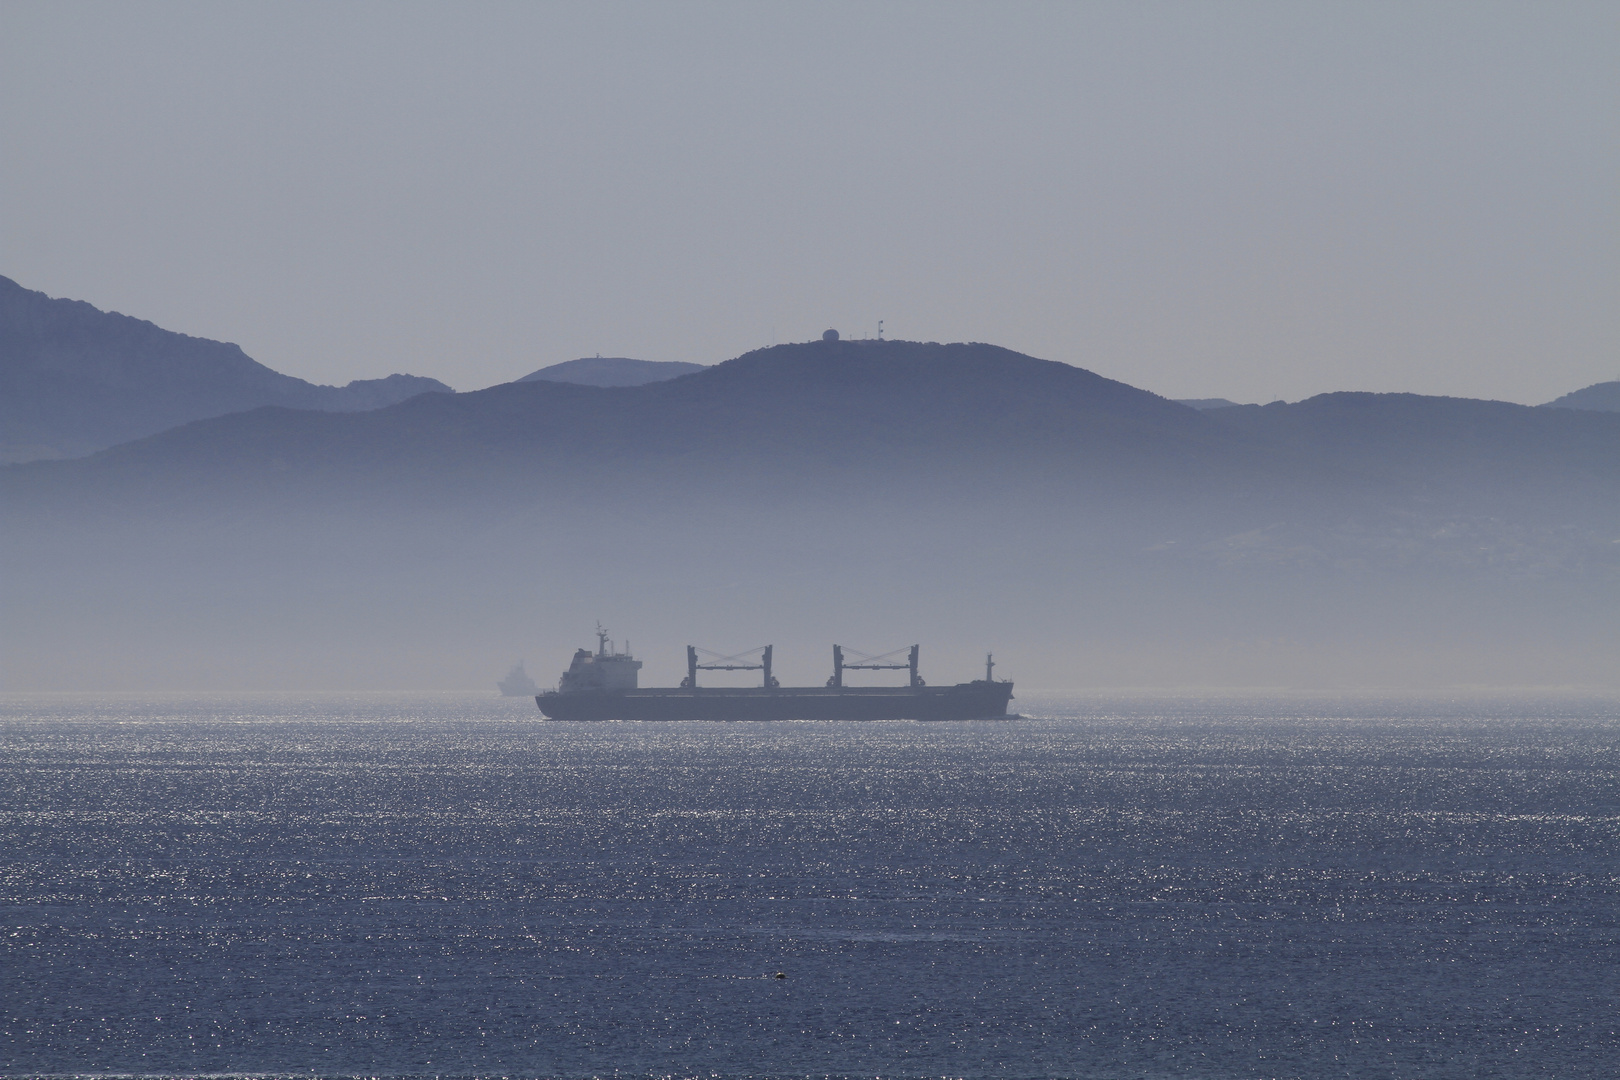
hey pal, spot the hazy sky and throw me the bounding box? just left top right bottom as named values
left=2, top=1, right=1614, bottom=403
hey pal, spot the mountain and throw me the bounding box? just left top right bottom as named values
left=1175, top=398, right=1245, bottom=410
left=13, top=340, right=1270, bottom=508
left=516, top=356, right=707, bottom=387
left=0, top=275, right=452, bottom=462
left=1204, top=392, right=1620, bottom=491
left=1543, top=381, right=1620, bottom=413
left=24, top=340, right=1616, bottom=520
left=11, top=338, right=1619, bottom=549
left=5, top=337, right=1617, bottom=690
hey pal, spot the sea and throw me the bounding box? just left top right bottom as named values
left=1, top=690, right=1615, bottom=1080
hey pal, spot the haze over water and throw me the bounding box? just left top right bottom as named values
left=4, top=691, right=1614, bottom=1078
left=4, top=3, right=1616, bottom=1076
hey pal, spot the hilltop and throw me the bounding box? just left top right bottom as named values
left=1544, top=380, right=1620, bottom=413
left=517, top=356, right=706, bottom=387
left=0, top=274, right=450, bottom=462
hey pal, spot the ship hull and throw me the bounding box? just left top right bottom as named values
left=535, top=682, right=1013, bottom=721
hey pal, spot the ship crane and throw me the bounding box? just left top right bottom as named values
left=832, top=644, right=922, bottom=688
left=685, top=644, right=777, bottom=689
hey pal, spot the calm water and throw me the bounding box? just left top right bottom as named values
left=1, top=691, right=1615, bottom=1079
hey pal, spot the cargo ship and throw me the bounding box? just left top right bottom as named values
left=535, top=627, right=1013, bottom=721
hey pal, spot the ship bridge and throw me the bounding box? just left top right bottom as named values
left=557, top=625, right=642, bottom=692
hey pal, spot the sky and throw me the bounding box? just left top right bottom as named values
left=2, top=0, right=1615, bottom=404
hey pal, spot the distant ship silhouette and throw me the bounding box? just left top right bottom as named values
left=497, top=662, right=540, bottom=697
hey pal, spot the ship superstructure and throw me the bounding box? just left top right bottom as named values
left=557, top=625, right=644, bottom=692
left=536, top=632, right=1012, bottom=721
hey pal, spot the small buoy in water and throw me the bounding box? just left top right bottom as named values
left=774, top=971, right=787, bottom=979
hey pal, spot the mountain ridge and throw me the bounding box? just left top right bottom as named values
left=517, top=356, right=706, bottom=387
left=1543, top=380, right=1620, bottom=413
left=9, top=338, right=1618, bottom=560
left=7, top=339, right=1282, bottom=508
left=0, top=274, right=451, bottom=462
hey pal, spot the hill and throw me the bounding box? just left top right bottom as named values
left=1543, top=380, right=1620, bottom=413
left=0, top=275, right=451, bottom=462
left=10, top=339, right=1279, bottom=513
left=22, top=340, right=1616, bottom=523
left=517, top=356, right=707, bottom=387
left=1204, top=392, right=1620, bottom=496
left=4, top=337, right=1617, bottom=690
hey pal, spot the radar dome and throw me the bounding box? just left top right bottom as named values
left=822, top=329, right=839, bottom=342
